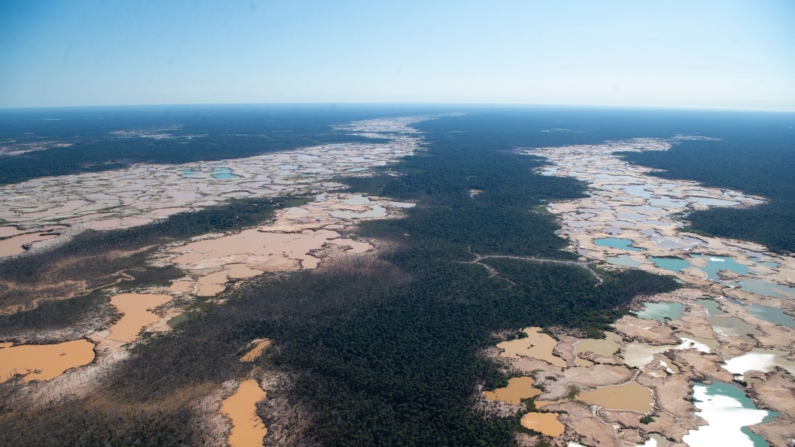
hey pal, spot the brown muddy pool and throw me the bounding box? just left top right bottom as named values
left=0, top=232, right=58, bottom=257
left=107, top=293, right=172, bottom=343
left=577, top=381, right=653, bottom=413
left=520, top=412, right=565, bottom=437
left=220, top=379, right=267, bottom=447
left=497, top=327, right=567, bottom=367
left=0, top=340, right=95, bottom=383
left=574, top=331, right=622, bottom=361
left=482, top=376, right=541, bottom=405
left=241, top=340, right=272, bottom=362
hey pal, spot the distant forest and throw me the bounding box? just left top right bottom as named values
left=620, top=131, right=795, bottom=253
left=1, top=110, right=679, bottom=447
left=0, top=105, right=412, bottom=185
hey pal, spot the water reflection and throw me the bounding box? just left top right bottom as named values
left=683, top=381, right=779, bottom=447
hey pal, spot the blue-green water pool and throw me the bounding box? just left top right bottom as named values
left=594, top=238, right=644, bottom=252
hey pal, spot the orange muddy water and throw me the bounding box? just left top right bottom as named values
left=0, top=340, right=95, bottom=383
left=0, top=232, right=58, bottom=257
left=107, top=293, right=172, bottom=343
left=577, top=381, right=653, bottom=413
left=520, top=412, right=565, bottom=436
left=167, top=281, right=193, bottom=293
left=197, top=271, right=230, bottom=296
left=226, top=264, right=264, bottom=279
left=220, top=380, right=267, bottom=447
left=482, top=376, right=541, bottom=404
left=496, top=327, right=567, bottom=367
left=241, top=340, right=271, bottom=362
left=0, top=226, right=23, bottom=238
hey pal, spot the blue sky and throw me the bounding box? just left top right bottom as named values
left=1, top=0, right=793, bottom=110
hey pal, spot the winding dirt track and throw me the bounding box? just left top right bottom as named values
left=462, top=248, right=604, bottom=285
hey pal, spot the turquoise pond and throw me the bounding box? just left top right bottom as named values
left=181, top=169, right=203, bottom=178
left=747, top=304, right=795, bottom=328
left=633, top=301, right=684, bottom=322
left=606, top=254, right=640, bottom=268
left=594, top=238, right=643, bottom=252
left=738, top=279, right=795, bottom=300
left=211, top=167, right=239, bottom=179
left=695, top=299, right=725, bottom=316
left=347, top=167, right=368, bottom=172
left=685, top=381, right=780, bottom=447
left=649, top=256, right=690, bottom=272
left=691, top=255, right=750, bottom=281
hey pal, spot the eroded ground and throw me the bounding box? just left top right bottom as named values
left=0, top=116, right=426, bottom=446
left=0, top=116, right=425, bottom=257
left=3, top=126, right=794, bottom=447
left=482, top=137, right=795, bottom=446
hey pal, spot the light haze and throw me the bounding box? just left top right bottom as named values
left=1, top=0, right=793, bottom=110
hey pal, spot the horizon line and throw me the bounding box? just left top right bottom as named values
left=1, top=101, right=794, bottom=114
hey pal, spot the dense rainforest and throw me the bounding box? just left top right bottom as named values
left=0, top=111, right=680, bottom=447
left=619, top=127, right=795, bottom=253
left=0, top=105, right=406, bottom=185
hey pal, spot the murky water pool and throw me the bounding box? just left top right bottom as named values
left=328, top=205, right=387, bottom=219
left=649, top=196, right=688, bottom=208
left=687, top=196, right=740, bottom=207
left=220, top=380, right=267, bottom=447
left=737, top=278, right=795, bottom=300
left=577, top=381, right=653, bottom=412
left=694, top=299, right=725, bottom=316
left=482, top=376, right=541, bottom=404
left=709, top=316, right=759, bottom=342
left=746, top=304, right=795, bottom=328
left=623, top=335, right=712, bottom=370
left=0, top=340, right=95, bottom=383
left=341, top=194, right=371, bottom=205
left=607, top=254, right=640, bottom=267
left=648, top=257, right=690, bottom=272
left=107, top=293, right=172, bottom=343
left=638, top=433, right=669, bottom=447
left=496, top=327, right=567, bottom=367
left=520, top=412, right=565, bottom=437
left=241, top=339, right=272, bottom=362
left=632, top=301, right=683, bottom=322
left=756, top=261, right=779, bottom=269
left=574, top=332, right=622, bottom=358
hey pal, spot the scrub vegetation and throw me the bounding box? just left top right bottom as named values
left=0, top=112, right=678, bottom=446
left=0, top=197, right=302, bottom=327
